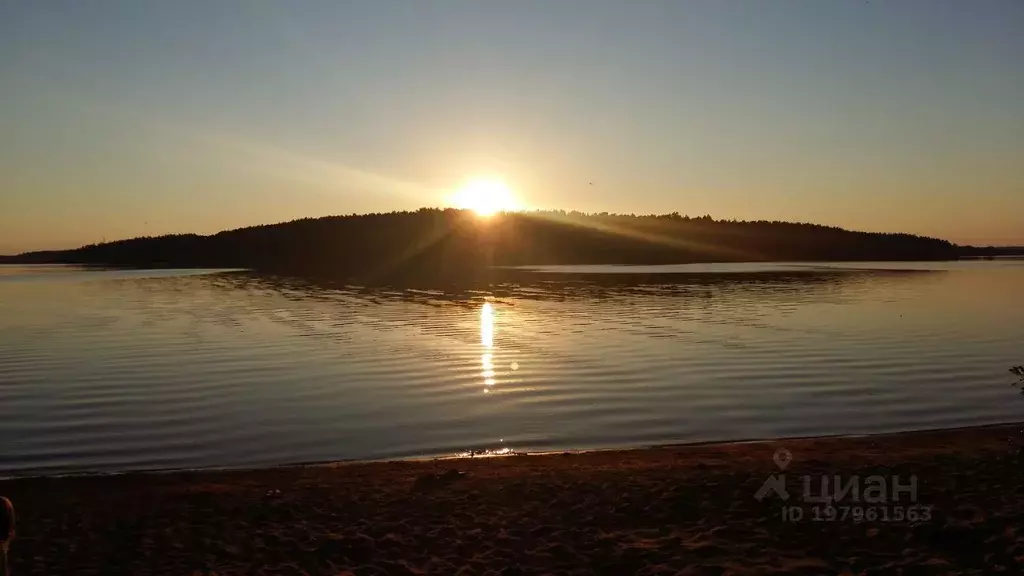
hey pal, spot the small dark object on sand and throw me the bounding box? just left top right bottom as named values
left=0, top=497, right=12, bottom=543
left=412, top=469, right=468, bottom=493
left=1, top=496, right=14, bottom=576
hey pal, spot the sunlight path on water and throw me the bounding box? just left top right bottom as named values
left=0, top=262, right=1022, bottom=476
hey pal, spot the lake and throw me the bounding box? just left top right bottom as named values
left=1, top=261, right=1022, bottom=477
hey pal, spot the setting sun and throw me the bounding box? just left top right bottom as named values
left=451, top=177, right=520, bottom=217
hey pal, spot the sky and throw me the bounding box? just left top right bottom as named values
left=2, top=0, right=1022, bottom=253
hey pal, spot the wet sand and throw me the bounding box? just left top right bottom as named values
left=3, top=424, right=1024, bottom=575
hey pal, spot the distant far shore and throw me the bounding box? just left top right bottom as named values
left=1, top=209, right=1007, bottom=284
left=3, top=422, right=1024, bottom=574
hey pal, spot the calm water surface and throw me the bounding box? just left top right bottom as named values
left=1, top=262, right=1022, bottom=476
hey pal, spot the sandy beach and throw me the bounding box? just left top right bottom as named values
left=3, top=424, right=1024, bottom=575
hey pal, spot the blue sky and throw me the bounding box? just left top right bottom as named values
left=2, top=0, right=1022, bottom=252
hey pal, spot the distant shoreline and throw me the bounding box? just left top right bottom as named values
left=0, top=210, right=976, bottom=281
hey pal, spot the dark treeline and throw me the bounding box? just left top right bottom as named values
left=2, top=209, right=961, bottom=282
left=957, top=245, right=1024, bottom=258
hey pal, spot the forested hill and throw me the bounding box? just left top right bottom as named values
left=2, top=209, right=959, bottom=281
left=957, top=245, right=1024, bottom=258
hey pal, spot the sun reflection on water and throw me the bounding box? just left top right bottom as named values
left=482, top=352, right=495, bottom=388
left=480, top=302, right=494, bottom=348
left=480, top=302, right=496, bottom=390
left=454, top=446, right=517, bottom=458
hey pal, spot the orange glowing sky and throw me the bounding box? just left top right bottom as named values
left=2, top=1, right=1022, bottom=253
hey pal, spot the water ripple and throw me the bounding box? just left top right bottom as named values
left=1, top=262, right=1023, bottom=476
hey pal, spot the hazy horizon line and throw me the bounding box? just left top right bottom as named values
left=6, top=206, right=1023, bottom=257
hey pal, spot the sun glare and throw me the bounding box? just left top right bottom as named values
left=452, top=177, right=520, bottom=217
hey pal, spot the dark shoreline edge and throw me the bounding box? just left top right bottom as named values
left=4, top=420, right=1021, bottom=482
left=4, top=421, right=1024, bottom=574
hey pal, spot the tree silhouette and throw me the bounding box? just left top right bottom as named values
left=1, top=208, right=963, bottom=284
left=1012, top=366, right=1024, bottom=395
